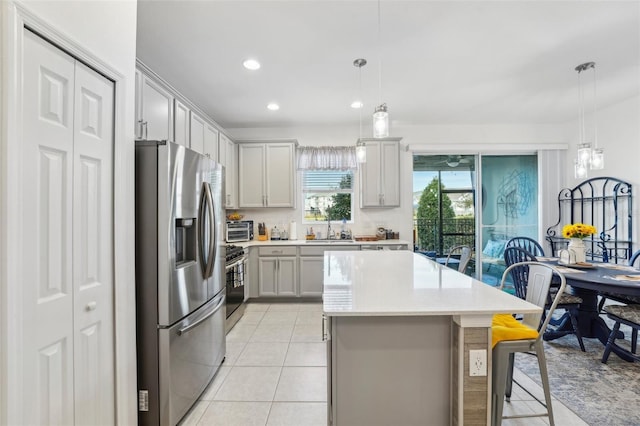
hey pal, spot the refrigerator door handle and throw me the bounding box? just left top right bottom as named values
left=207, top=182, right=218, bottom=279
left=177, top=294, right=225, bottom=336
left=198, top=182, right=215, bottom=279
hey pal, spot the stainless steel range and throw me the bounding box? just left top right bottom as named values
left=225, top=245, right=247, bottom=331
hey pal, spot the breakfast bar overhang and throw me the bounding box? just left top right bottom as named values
left=322, top=251, right=541, bottom=426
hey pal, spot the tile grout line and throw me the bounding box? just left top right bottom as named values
left=264, top=310, right=297, bottom=426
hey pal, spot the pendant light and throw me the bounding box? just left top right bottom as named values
left=354, top=58, right=367, bottom=163
left=372, top=0, right=389, bottom=138
left=574, top=61, right=603, bottom=179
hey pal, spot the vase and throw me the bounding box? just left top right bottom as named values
left=568, top=238, right=587, bottom=263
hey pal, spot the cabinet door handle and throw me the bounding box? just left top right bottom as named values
left=143, top=121, right=148, bottom=139
left=322, top=315, right=330, bottom=341
left=136, top=120, right=143, bottom=139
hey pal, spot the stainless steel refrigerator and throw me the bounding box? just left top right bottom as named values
left=135, top=140, right=226, bottom=425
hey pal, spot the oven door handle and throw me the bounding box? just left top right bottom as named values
left=225, top=256, right=247, bottom=271
left=177, top=294, right=225, bottom=336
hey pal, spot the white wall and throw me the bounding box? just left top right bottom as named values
left=229, top=123, right=568, bottom=247
left=0, top=0, right=138, bottom=423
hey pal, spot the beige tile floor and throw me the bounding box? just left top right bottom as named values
left=180, top=302, right=587, bottom=426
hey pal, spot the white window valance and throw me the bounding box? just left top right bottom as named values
left=297, top=146, right=357, bottom=170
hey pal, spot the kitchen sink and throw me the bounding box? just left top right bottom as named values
left=304, top=239, right=355, bottom=243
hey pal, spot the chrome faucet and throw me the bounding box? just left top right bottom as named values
left=326, top=206, right=332, bottom=240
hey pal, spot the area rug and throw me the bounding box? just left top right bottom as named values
left=515, top=332, right=640, bottom=426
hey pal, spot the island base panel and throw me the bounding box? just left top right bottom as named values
left=329, top=315, right=450, bottom=425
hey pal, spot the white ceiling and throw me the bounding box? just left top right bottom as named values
left=136, top=1, right=640, bottom=130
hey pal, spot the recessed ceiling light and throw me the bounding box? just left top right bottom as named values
left=351, top=100, right=363, bottom=109
left=267, top=103, right=280, bottom=111
left=243, top=59, right=261, bottom=70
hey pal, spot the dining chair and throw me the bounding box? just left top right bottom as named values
left=601, top=249, right=640, bottom=363
left=503, top=247, right=585, bottom=351
left=444, top=245, right=473, bottom=274
left=492, top=261, right=567, bottom=426
left=597, top=249, right=640, bottom=312
left=506, top=236, right=545, bottom=257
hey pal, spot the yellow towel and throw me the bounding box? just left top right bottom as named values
left=491, top=314, right=538, bottom=348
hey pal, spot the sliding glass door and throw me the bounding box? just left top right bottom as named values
left=413, top=155, right=476, bottom=275
left=413, top=153, right=538, bottom=285
left=479, top=154, right=538, bottom=284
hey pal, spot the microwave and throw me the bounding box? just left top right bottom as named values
left=226, top=220, right=253, bottom=242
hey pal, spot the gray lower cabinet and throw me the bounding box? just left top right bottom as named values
left=298, top=256, right=324, bottom=297
left=298, top=245, right=357, bottom=297
left=257, top=247, right=297, bottom=296
left=249, top=243, right=407, bottom=298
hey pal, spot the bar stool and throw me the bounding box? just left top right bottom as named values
left=444, top=245, right=472, bottom=274
left=492, top=261, right=567, bottom=426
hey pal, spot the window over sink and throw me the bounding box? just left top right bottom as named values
left=302, top=170, right=353, bottom=223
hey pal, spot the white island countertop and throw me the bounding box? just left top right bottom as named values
left=323, top=250, right=541, bottom=317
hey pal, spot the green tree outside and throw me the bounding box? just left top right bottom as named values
left=416, top=177, right=456, bottom=251
left=328, top=174, right=352, bottom=221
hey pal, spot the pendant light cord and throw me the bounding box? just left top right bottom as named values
left=359, top=64, right=363, bottom=140
left=377, top=0, right=382, bottom=105
left=592, top=66, right=598, bottom=149
left=578, top=70, right=585, bottom=144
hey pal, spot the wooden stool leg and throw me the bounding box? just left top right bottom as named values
left=602, top=321, right=621, bottom=363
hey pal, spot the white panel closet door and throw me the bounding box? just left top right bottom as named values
left=72, top=61, right=115, bottom=425
left=22, top=29, right=115, bottom=425
left=22, top=29, right=75, bottom=426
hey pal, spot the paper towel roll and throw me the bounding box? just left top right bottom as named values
left=290, top=220, right=297, bottom=240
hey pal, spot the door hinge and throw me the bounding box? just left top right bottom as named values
left=138, top=390, right=149, bottom=411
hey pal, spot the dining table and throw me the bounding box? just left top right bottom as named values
left=540, top=258, right=640, bottom=361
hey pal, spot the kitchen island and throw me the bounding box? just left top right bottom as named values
left=323, top=250, right=540, bottom=426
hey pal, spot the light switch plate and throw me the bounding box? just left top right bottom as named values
left=469, top=349, right=487, bottom=376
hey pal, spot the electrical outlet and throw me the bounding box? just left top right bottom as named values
left=469, top=349, right=487, bottom=376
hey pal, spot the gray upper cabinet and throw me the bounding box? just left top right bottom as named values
left=174, top=99, right=189, bottom=147
left=219, top=133, right=237, bottom=208
left=359, top=138, right=401, bottom=208
left=137, top=74, right=174, bottom=141
left=238, top=141, right=296, bottom=208
left=203, top=123, right=219, bottom=162
left=189, top=111, right=206, bottom=154
left=136, top=62, right=225, bottom=161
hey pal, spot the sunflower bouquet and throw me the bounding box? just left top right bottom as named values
left=562, top=223, right=597, bottom=239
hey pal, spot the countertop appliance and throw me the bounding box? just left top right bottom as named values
left=226, top=220, right=253, bottom=242
left=225, top=245, right=247, bottom=331
left=135, top=140, right=226, bottom=426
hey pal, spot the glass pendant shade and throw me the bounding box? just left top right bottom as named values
left=590, top=148, right=604, bottom=170
left=356, top=141, right=367, bottom=163
left=574, top=159, right=588, bottom=179
left=573, top=62, right=604, bottom=178
left=577, top=143, right=591, bottom=164
left=373, top=104, right=389, bottom=138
